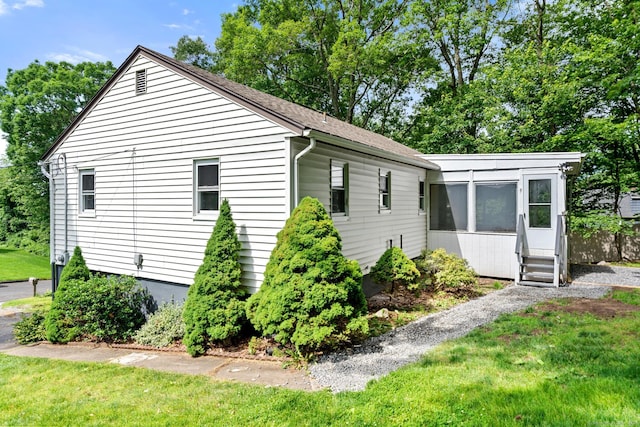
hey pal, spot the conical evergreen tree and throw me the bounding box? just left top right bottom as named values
left=58, top=246, right=91, bottom=287
left=182, top=199, right=247, bottom=356
left=246, top=197, right=368, bottom=356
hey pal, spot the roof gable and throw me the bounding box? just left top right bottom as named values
left=43, top=45, right=435, bottom=169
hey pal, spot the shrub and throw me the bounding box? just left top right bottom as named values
left=370, top=247, right=421, bottom=292
left=58, top=246, right=91, bottom=287
left=45, top=275, right=153, bottom=343
left=416, top=248, right=477, bottom=290
left=134, top=302, right=185, bottom=348
left=246, top=197, right=368, bottom=356
left=13, top=311, right=47, bottom=344
left=182, top=199, right=247, bottom=356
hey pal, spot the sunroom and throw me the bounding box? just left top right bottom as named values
left=422, top=153, right=583, bottom=287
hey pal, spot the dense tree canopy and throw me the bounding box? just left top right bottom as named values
left=0, top=60, right=115, bottom=253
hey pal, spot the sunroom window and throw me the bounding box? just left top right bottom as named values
left=475, top=182, right=517, bottom=232
left=430, top=183, right=467, bottom=231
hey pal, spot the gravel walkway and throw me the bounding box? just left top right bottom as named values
left=310, top=284, right=610, bottom=393
left=572, top=264, right=640, bottom=287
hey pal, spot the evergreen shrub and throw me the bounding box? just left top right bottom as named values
left=182, top=199, right=247, bottom=357
left=45, top=275, right=153, bottom=343
left=370, top=247, right=421, bottom=291
left=13, top=311, right=47, bottom=344
left=246, top=197, right=368, bottom=356
left=58, top=246, right=91, bottom=286
left=416, top=248, right=478, bottom=290
left=134, top=302, right=185, bottom=348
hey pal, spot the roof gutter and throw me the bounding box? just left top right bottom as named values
left=293, top=135, right=317, bottom=207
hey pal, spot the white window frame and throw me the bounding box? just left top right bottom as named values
left=194, top=159, right=220, bottom=217
left=379, top=169, right=391, bottom=212
left=79, top=169, right=95, bottom=216
left=330, top=160, right=348, bottom=217
left=419, top=178, right=426, bottom=213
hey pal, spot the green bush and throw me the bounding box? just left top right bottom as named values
left=45, top=275, right=153, bottom=343
left=182, top=199, right=248, bottom=356
left=246, top=197, right=368, bottom=357
left=13, top=311, right=47, bottom=344
left=58, top=246, right=91, bottom=287
left=416, top=248, right=478, bottom=290
left=134, top=302, right=185, bottom=348
left=370, top=247, right=421, bottom=291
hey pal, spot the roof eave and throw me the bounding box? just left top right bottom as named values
left=304, top=129, right=439, bottom=170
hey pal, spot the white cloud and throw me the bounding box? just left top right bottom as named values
left=12, top=0, right=44, bottom=10
left=163, top=23, right=182, bottom=30
left=182, top=8, right=192, bottom=15
left=47, top=47, right=108, bottom=64
left=0, top=1, right=10, bottom=15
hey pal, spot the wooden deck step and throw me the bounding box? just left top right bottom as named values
left=518, top=280, right=559, bottom=288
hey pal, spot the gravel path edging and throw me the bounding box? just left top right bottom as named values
left=571, top=264, right=640, bottom=287
left=309, top=284, right=611, bottom=393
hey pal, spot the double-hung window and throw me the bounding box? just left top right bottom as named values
left=419, top=178, right=426, bottom=213
left=194, top=159, right=220, bottom=214
left=330, top=160, right=348, bottom=216
left=379, top=170, right=391, bottom=211
left=79, top=169, right=95, bottom=214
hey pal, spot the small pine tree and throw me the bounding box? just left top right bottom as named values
left=182, top=199, right=247, bottom=357
left=58, top=246, right=91, bottom=287
left=246, top=197, right=368, bottom=356
left=371, top=247, right=421, bottom=292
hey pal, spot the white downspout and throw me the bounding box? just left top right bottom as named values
left=293, top=137, right=316, bottom=207
left=38, top=160, right=54, bottom=263
left=60, top=153, right=68, bottom=260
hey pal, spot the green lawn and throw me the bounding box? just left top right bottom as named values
left=1, top=289, right=638, bottom=426
left=0, top=246, right=50, bottom=282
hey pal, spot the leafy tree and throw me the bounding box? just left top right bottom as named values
left=174, top=0, right=436, bottom=135
left=170, top=36, right=216, bottom=70
left=0, top=60, right=115, bottom=253
left=182, top=199, right=247, bottom=357
left=246, top=197, right=368, bottom=357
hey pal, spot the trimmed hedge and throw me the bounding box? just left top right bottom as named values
left=246, top=197, right=368, bottom=356
left=182, top=199, right=247, bottom=356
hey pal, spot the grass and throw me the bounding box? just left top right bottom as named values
left=1, top=288, right=638, bottom=426
left=611, top=261, right=640, bottom=268
left=0, top=246, right=50, bottom=282
left=1, top=294, right=52, bottom=312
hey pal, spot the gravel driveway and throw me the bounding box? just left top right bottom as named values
left=310, top=284, right=611, bottom=393
left=572, top=264, right=640, bottom=287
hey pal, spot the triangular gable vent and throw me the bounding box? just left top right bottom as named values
left=135, top=69, right=147, bottom=94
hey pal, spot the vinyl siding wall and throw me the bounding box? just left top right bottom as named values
left=295, top=139, right=428, bottom=274
left=49, top=55, right=293, bottom=292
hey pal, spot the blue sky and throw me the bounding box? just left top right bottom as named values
left=0, top=0, right=239, bottom=161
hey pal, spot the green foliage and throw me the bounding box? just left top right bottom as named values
left=370, top=247, right=421, bottom=291
left=45, top=275, right=153, bottom=344
left=571, top=212, right=636, bottom=239
left=416, top=248, right=478, bottom=290
left=58, top=246, right=91, bottom=287
left=13, top=311, right=47, bottom=344
left=246, top=197, right=368, bottom=356
left=0, top=60, right=115, bottom=253
left=134, top=302, right=185, bottom=348
left=182, top=199, right=247, bottom=356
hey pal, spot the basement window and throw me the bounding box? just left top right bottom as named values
left=135, top=69, right=147, bottom=94
left=194, top=159, right=220, bottom=215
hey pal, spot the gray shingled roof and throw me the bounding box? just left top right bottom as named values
left=44, top=46, right=437, bottom=169
left=140, top=47, right=436, bottom=168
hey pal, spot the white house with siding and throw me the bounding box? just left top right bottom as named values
left=42, top=45, right=583, bottom=301
left=41, top=45, right=439, bottom=300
